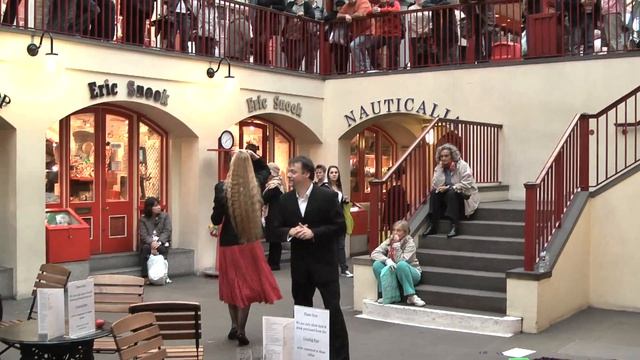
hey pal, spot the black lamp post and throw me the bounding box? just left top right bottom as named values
left=206, top=57, right=234, bottom=79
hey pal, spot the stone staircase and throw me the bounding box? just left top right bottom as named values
left=89, top=248, right=195, bottom=277
left=416, top=200, right=524, bottom=313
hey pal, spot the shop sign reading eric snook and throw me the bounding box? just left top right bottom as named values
left=246, top=95, right=302, bottom=118
left=88, top=79, right=169, bottom=106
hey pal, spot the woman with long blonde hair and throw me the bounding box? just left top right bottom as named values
left=211, top=150, right=282, bottom=346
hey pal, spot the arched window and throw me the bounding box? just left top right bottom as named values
left=349, top=127, right=397, bottom=202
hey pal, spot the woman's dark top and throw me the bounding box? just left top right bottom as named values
left=211, top=182, right=242, bottom=247
left=263, top=186, right=284, bottom=241
left=258, top=0, right=286, bottom=11
left=285, top=1, right=315, bottom=18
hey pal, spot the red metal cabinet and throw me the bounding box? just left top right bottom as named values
left=45, top=208, right=90, bottom=263
left=526, top=13, right=562, bottom=57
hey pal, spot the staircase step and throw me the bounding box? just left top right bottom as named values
left=417, top=249, right=523, bottom=272
left=477, top=184, right=510, bottom=202
left=359, top=299, right=520, bottom=337
left=416, top=284, right=506, bottom=313
left=420, top=234, right=524, bottom=256
left=429, top=220, right=524, bottom=238
left=0, top=266, right=13, bottom=299
left=90, top=266, right=142, bottom=277
left=421, top=266, right=506, bottom=292
left=90, top=251, right=139, bottom=272
left=473, top=202, right=525, bottom=222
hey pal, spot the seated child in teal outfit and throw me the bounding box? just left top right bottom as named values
left=370, top=220, right=426, bottom=306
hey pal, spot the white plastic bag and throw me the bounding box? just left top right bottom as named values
left=147, top=254, right=168, bottom=286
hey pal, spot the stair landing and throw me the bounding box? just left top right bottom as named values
left=359, top=299, right=522, bottom=337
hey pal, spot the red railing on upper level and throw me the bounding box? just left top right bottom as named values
left=524, top=85, right=640, bottom=271
left=368, top=117, right=502, bottom=251
left=2, top=0, right=639, bottom=75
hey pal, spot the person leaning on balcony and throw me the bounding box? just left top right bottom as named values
left=425, top=143, right=479, bottom=238
left=253, top=0, right=287, bottom=65
left=167, top=0, right=194, bottom=51
left=408, top=0, right=432, bottom=67
left=556, top=0, right=600, bottom=55
left=371, top=220, right=426, bottom=306
left=121, top=0, right=156, bottom=45
left=325, top=0, right=350, bottom=73
left=282, top=0, right=315, bottom=70
left=192, top=0, right=218, bottom=56
left=338, top=0, right=374, bottom=72
left=227, top=1, right=252, bottom=61
left=365, top=0, right=402, bottom=70
left=601, top=0, right=626, bottom=52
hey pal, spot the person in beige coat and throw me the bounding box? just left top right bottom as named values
left=371, top=220, right=425, bottom=306
left=425, top=143, right=479, bottom=238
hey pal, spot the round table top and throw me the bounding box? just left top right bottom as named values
left=0, top=320, right=111, bottom=345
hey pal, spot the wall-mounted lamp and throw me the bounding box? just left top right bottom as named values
left=27, top=31, right=58, bottom=57
left=206, top=57, right=234, bottom=79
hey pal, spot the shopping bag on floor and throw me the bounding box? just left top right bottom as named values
left=147, top=254, right=168, bottom=286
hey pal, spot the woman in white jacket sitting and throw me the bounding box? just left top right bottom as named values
left=425, top=143, right=479, bottom=238
left=371, top=220, right=425, bottom=307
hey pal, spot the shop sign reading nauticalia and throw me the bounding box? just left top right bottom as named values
left=0, top=91, right=10, bottom=109
left=344, top=98, right=457, bottom=127
left=246, top=95, right=302, bottom=118
left=88, top=79, right=169, bottom=106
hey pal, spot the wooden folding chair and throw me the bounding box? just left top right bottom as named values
left=112, top=312, right=167, bottom=360
left=91, top=274, right=145, bottom=354
left=129, top=301, right=203, bottom=359
left=0, top=263, right=71, bottom=356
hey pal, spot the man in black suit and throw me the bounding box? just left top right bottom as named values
left=273, top=156, right=350, bottom=360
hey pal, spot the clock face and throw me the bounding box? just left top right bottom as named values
left=220, top=131, right=234, bottom=150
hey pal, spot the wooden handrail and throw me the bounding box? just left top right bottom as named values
left=533, top=113, right=585, bottom=184
left=373, top=117, right=503, bottom=184
left=372, top=117, right=442, bottom=184
left=592, top=85, right=640, bottom=118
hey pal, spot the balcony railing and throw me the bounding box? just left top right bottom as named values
left=2, top=0, right=639, bottom=74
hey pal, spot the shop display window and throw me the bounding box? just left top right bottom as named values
left=45, top=121, right=61, bottom=205
left=139, top=122, right=163, bottom=201
left=69, top=114, right=96, bottom=202
left=233, top=118, right=295, bottom=189
left=105, top=115, right=129, bottom=201
left=350, top=127, right=397, bottom=202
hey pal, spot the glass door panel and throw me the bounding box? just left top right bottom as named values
left=349, top=135, right=360, bottom=197
left=46, top=121, right=62, bottom=207
left=139, top=122, right=163, bottom=201
left=68, top=113, right=99, bottom=252
left=105, top=116, right=130, bottom=201
left=364, top=130, right=376, bottom=194
left=101, top=113, right=133, bottom=253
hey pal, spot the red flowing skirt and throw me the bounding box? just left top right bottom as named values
left=218, top=241, right=282, bottom=308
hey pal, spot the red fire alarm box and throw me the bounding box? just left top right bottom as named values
left=45, top=208, right=90, bottom=263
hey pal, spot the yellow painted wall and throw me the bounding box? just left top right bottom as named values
left=508, top=203, right=591, bottom=333
left=590, top=170, right=640, bottom=311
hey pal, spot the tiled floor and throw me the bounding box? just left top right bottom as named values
left=2, top=264, right=640, bottom=359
